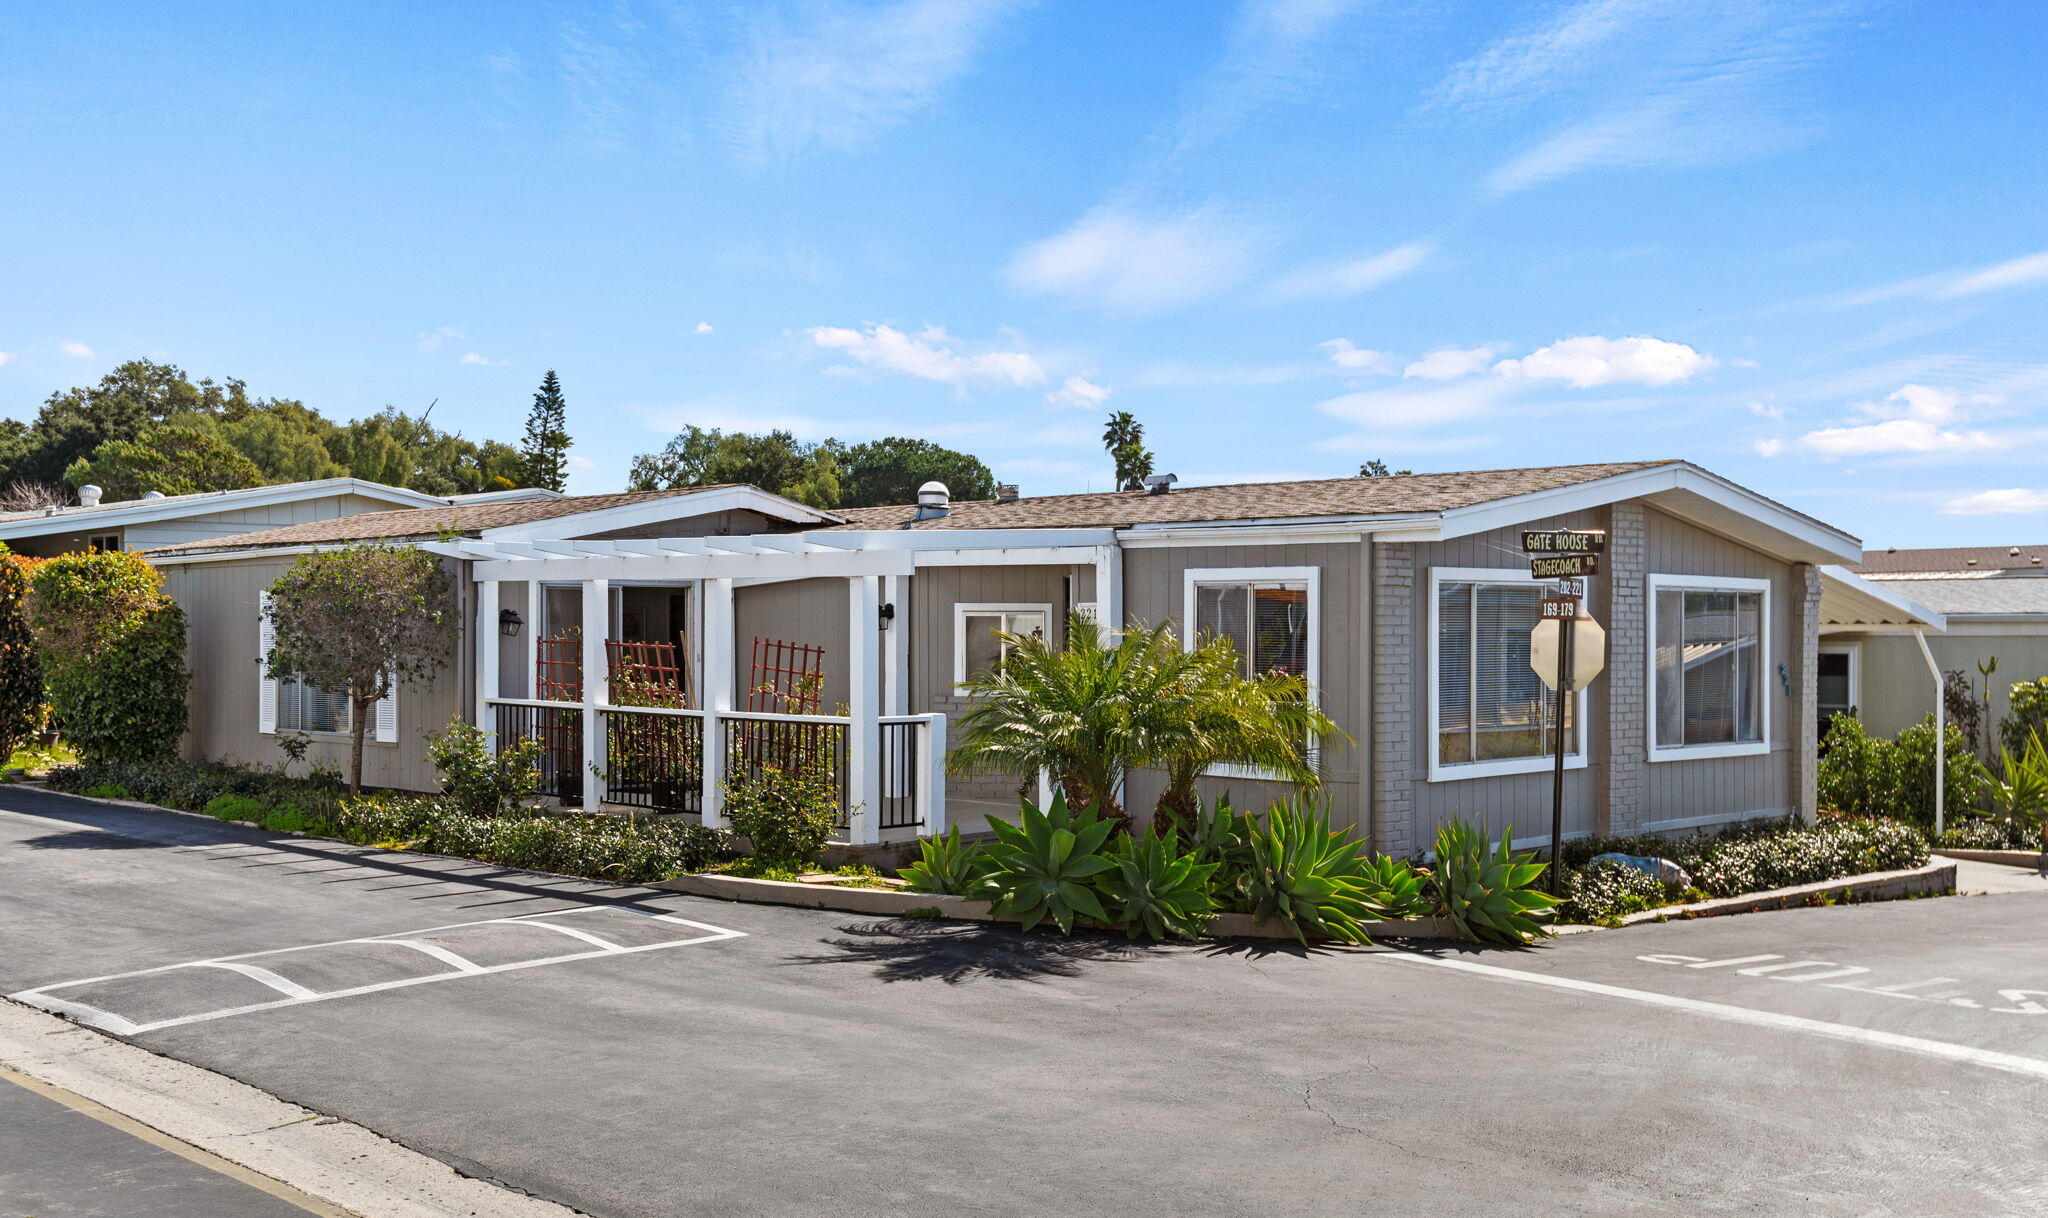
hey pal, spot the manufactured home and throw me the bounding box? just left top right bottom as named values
left=147, top=460, right=1935, bottom=854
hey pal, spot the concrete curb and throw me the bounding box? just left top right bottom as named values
left=0, top=998, right=577, bottom=1217
left=1612, top=860, right=1956, bottom=925
left=1935, top=848, right=2047, bottom=869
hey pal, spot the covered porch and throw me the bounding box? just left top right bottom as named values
left=427, top=535, right=950, bottom=847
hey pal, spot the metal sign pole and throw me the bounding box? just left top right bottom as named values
left=1550, top=616, right=1573, bottom=895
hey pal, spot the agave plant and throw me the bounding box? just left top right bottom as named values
left=1355, top=853, right=1432, bottom=921
left=1097, top=827, right=1219, bottom=940
left=981, top=791, right=1116, bottom=933
left=1432, top=819, right=1561, bottom=946
left=899, top=825, right=995, bottom=897
left=1241, top=798, right=1389, bottom=945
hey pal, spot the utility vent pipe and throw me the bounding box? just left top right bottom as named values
left=1141, top=473, right=1178, bottom=496
left=914, top=480, right=950, bottom=521
left=76, top=484, right=103, bottom=508
left=995, top=483, right=1020, bottom=503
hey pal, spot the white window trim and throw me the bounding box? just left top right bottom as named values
left=1181, top=566, right=1321, bottom=782
left=87, top=532, right=121, bottom=553
left=1818, top=642, right=1859, bottom=717
left=1426, top=566, right=1590, bottom=783
left=1647, top=573, right=1772, bottom=763
left=952, top=602, right=1053, bottom=695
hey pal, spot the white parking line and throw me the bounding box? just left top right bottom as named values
left=9, top=906, right=745, bottom=1036
left=1377, top=950, right=2048, bottom=1082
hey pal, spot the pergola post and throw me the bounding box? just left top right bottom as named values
left=580, top=578, right=609, bottom=814
left=700, top=578, right=734, bottom=829
left=1915, top=629, right=1945, bottom=837
left=525, top=580, right=542, bottom=699
left=475, top=579, right=500, bottom=737
left=883, top=573, right=909, bottom=717
left=847, top=575, right=882, bottom=845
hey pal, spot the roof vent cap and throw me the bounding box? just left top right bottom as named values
left=1968, top=558, right=1979, bottom=566
left=141, top=490, right=165, bottom=501
left=914, top=480, right=950, bottom=521
left=76, top=484, right=103, bottom=508
left=2012, top=547, right=2023, bottom=557
left=995, top=483, right=1020, bottom=504
left=1141, top=472, right=1178, bottom=496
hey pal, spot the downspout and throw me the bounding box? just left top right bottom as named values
left=1914, top=628, right=1944, bottom=838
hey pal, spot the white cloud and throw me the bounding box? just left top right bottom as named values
left=806, top=323, right=1044, bottom=390
left=1931, top=248, right=2048, bottom=300
left=1168, top=0, right=1371, bottom=159
left=1127, top=361, right=1312, bottom=388
left=0, top=352, right=12, bottom=367
left=1748, top=400, right=1784, bottom=421
left=1046, top=376, right=1112, bottom=411
left=694, top=321, right=715, bottom=334
left=1403, top=345, right=1502, bottom=381
left=724, top=0, right=1025, bottom=164
left=59, top=341, right=93, bottom=359
left=418, top=326, right=462, bottom=352
left=1317, top=378, right=1516, bottom=430
left=459, top=353, right=490, bottom=366
left=1318, top=339, right=1392, bottom=374
left=1493, top=335, right=1714, bottom=388
left=1943, top=489, right=2048, bottom=516
left=1782, top=383, right=2008, bottom=459
left=1753, top=438, right=1785, bottom=458
left=1266, top=241, right=1434, bottom=301
left=568, top=455, right=598, bottom=472
left=1006, top=205, right=1267, bottom=315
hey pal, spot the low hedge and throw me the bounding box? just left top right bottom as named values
left=48, top=758, right=347, bottom=819
left=1940, top=817, right=2043, bottom=852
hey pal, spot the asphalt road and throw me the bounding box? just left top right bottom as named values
left=3, top=786, right=2046, bottom=1217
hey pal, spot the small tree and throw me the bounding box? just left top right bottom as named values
left=24, top=550, right=188, bottom=763
left=266, top=545, right=455, bottom=794
left=0, top=551, right=44, bottom=761
left=519, top=370, right=572, bottom=493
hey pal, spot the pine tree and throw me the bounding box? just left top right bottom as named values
left=520, top=371, right=572, bottom=492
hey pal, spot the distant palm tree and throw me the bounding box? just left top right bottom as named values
left=949, top=616, right=1340, bottom=832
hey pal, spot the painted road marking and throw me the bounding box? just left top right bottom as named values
left=1379, top=950, right=2048, bottom=1082
left=9, top=905, right=745, bottom=1036
left=1639, top=953, right=2048, bottom=1016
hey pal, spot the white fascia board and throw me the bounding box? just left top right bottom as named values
left=1118, top=523, right=1377, bottom=548
left=797, top=528, right=1115, bottom=553
left=147, top=544, right=334, bottom=567
left=913, top=546, right=1108, bottom=568
left=470, top=548, right=912, bottom=583
left=479, top=485, right=842, bottom=541
left=0, top=478, right=442, bottom=542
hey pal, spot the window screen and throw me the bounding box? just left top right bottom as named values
left=1654, top=588, right=1762, bottom=748
left=1436, top=579, right=1574, bottom=766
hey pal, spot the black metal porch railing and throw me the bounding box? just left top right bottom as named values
left=492, top=701, right=583, bottom=803
left=601, top=708, right=703, bottom=815
left=721, top=714, right=849, bottom=826
left=877, top=718, right=921, bottom=830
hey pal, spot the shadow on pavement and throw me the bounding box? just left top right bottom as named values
left=16, top=829, right=166, bottom=851
left=786, top=918, right=1161, bottom=984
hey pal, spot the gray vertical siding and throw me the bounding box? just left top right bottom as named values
left=1120, top=541, right=1366, bottom=835
left=1836, top=624, right=2048, bottom=741
left=162, top=554, right=462, bottom=791
left=733, top=578, right=853, bottom=710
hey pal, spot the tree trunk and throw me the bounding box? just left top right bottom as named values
left=1153, top=779, right=1197, bottom=838
left=348, top=694, right=368, bottom=796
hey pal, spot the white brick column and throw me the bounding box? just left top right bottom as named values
left=1600, top=503, right=1649, bottom=835
left=1370, top=542, right=1416, bottom=857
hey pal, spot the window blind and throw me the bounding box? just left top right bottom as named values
left=1654, top=587, right=1762, bottom=747
left=1437, top=578, right=1573, bottom=766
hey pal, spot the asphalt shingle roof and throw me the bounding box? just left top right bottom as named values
left=1853, top=544, right=2048, bottom=576
left=148, top=486, right=741, bottom=555
left=821, top=460, right=1680, bottom=531
left=1861, top=576, right=2048, bottom=616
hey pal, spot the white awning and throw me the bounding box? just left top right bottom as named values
left=1819, top=565, right=1946, bottom=633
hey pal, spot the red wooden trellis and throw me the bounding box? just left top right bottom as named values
left=607, top=639, right=694, bottom=709
left=748, top=636, right=826, bottom=713
left=536, top=635, right=582, bottom=702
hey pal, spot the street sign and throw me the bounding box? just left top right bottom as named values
left=1530, top=614, right=1607, bottom=691
left=1522, top=529, right=1606, bottom=554
left=1530, top=553, right=1600, bottom=579
left=1539, top=595, right=1579, bottom=619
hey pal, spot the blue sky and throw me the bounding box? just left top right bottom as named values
left=2, top=1, right=2043, bottom=545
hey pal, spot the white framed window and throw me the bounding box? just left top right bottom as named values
left=257, top=592, right=395, bottom=742
left=953, top=603, right=1051, bottom=693
left=87, top=532, right=121, bottom=553
left=277, top=675, right=352, bottom=734
left=1648, top=574, right=1770, bottom=762
left=1182, top=566, right=1320, bottom=781
left=1428, top=567, right=1587, bottom=782
left=1818, top=643, right=1858, bottom=744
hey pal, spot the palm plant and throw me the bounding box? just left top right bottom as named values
left=1153, top=642, right=1340, bottom=832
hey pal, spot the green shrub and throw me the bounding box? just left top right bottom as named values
left=1431, top=819, right=1560, bottom=945
left=1239, top=798, right=1393, bottom=945
left=203, top=794, right=267, bottom=823
left=900, top=826, right=995, bottom=897
left=1941, top=817, right=2041, bottom=851
left=81, top=782, right=131, bottom=800
left=1818, top=713, right=1986, bottom=824
left=260, top=805, right=325, bottom=835
left=1175, top=796, right=1257, bottom=910
left=981, top=792, right=1115, bottom=934
left=1688, top=818, right=1927, bottom=898
left=26, top=551, right=189, bottom=764
left=1561, top=858, right=1670, bottom=926
left=330, top=797, right=732, bottom=883
left=721, top=762, right=841, bottom=868
left=2001, top=679, right=2048, bottom=760
left=1097, top=827, right=1218, bottom=940
left=427, top=718, right=542, bottom=817
left=0, top=552, right=44, bottom=764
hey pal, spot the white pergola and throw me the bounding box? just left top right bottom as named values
left=423, top=527, right=1120, bottom=843
left=1819, top=565, right=1952, bottom=832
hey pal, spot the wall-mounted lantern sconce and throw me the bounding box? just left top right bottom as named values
left=1778, top=661, right=1791, bottom=696
left=500, top=608, right=524, bottom=638
left=878, top=602, right=896, bottom=630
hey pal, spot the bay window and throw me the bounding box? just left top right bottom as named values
left=1649, top=575, right=1769, bottom=761
left=1429, top=568, right=1584, bottom=781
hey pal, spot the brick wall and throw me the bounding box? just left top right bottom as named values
left=1601, top=502, right=1649, bottom=834
left=1370, top=543, right=1416, bottom=856
left=1794, top=563, right=1821, bottom=823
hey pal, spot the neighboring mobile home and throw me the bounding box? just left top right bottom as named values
left=146, top=460, right=1934, bottom=855
left=0, top=477, right=453, bottom=557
